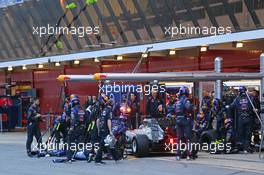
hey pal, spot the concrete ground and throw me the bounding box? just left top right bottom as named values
left=0, top=132, right=264, bottom=175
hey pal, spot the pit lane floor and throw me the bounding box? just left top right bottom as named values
left=0, top=132, right=263, bottom=175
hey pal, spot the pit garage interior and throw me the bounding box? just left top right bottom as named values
left=0, top=0, right=263, bottom=130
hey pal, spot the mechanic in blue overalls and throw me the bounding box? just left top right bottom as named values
left=166, top=95, right=176, bottom=118
left=201, top=91, right=212, bottom=129
left=194, top=112, right=208, bottom=136
left=175, top=86, right=193, bottom=161
left=86, top=96, right=101, bottom=163
left=230, top=86, right=254, bottom=153
left=146, top=90, right=165, bottom=118
left=66, top=96, right=87, bottom=162
left=50, top=112, right=68, bottom=148
left=95, top=96, right=119, bottom=164
left=210, top=98, right=224, bottom=140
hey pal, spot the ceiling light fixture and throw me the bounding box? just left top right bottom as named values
left=7, top=66, right=13, bottom=71
left=169, top=50, right=176, bottom=55
left=55, top=62, right=61, bottom=67
left=94, top=58, right=100, bottom=63
left=38, top=64, right=44, bottom=69
left=200, top=46, right=208, bottom=52
left=235, top=42, right=243, bottom=48
left=74, top=60, right=80, bottom=65
left=117, top=55, right=123, bottom=60
left=142, top=53, right=148, bottom=58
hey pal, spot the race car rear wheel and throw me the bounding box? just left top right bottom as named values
left=132, top=135, right=149, bottom=157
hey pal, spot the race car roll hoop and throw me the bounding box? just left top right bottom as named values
left=57, top=52, right=264, bottom=160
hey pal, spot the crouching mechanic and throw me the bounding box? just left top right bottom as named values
left=26, top=98, right=42, bottom=157
left=50, top=113, right=68, bottom=149
left=95, top=96, right=119, bottom=165
left=66, top=96, right=88, bottom=162
left=175, top=86, right=194, bottom=161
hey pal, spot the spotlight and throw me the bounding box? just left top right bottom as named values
left=38, top=64, right=44, bottom=69
left=200, top=46, right=208, bottom=52
left=235, top=42, right=243, bottom=48
left=55, top=62, right=61, bottom=67
left=22, top=65, right=27, bottom=70
left=117, top=55, right=123, bottom=61
left=74, top=60, right=80, bottom=65
left=94, top=58, right=100, bottom=63
left=169, top=50, right=176, bottom=55
left=142, top=53, right=148, bottom=58
left=7, top=66, right=13, bottom=71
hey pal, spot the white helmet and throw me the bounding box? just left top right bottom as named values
left=104, top=134, right=116, bottom=149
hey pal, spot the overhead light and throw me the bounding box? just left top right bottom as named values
left=22, top=65, right=27, bottom=70
left=169, top=50, right=176, bottom=55
left=94, top=58, right=100, bottom=63
left=142, top=53, right=148, bottom=58
left=38, top=64, right=44, bottom=69
left=74, top=60, right=80, bottom=65
left=235, top=42, right=243, bottom=48
left=7, top=66, right=13, bottom=71
left=55, top=62, right=61, bottom=67
left=200, top=46, right=208, bottom=52
left=117, top=55, right=123, bottom=60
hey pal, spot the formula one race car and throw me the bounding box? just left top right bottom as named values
left=125, top=118, right=177, bottom=157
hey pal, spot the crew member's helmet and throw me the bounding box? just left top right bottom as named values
left=70, top=94, right=78, bottom=100
left=158, top=104, right=163, bottom=112
left=101, top=94, right=110, bottom=102
left=238, top=86, right=247, bottom=95
left=224, top=118, right=232, bottom=128
left=196, top=112, right=205, bottom=121
left=70, top=96, right=80, bottom=107
left=104, top=134, right=116, bottom=149
left=179, top=86, right=189, bottom=96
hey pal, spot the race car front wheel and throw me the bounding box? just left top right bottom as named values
left=132, top=134, right=149, bottom=157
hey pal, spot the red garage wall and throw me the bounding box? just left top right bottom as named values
left=0, top=73, right=6, bottom=95
left=200, top=50, right=260, bottom=71
left=10, top=71, right=32, bottom=82
left=65, top=65, right=100, bottom=103
left=33, top=70, right=63, bottom=113
left=148, top=56, right=199, bottom=72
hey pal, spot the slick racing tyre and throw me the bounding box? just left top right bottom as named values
left=132, top=135, right=149, bottom=157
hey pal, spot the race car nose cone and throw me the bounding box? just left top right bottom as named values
left=57, top=75, right=70, bottom=81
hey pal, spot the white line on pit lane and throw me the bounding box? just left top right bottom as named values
left=148, top=157, right=264, bottom=174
